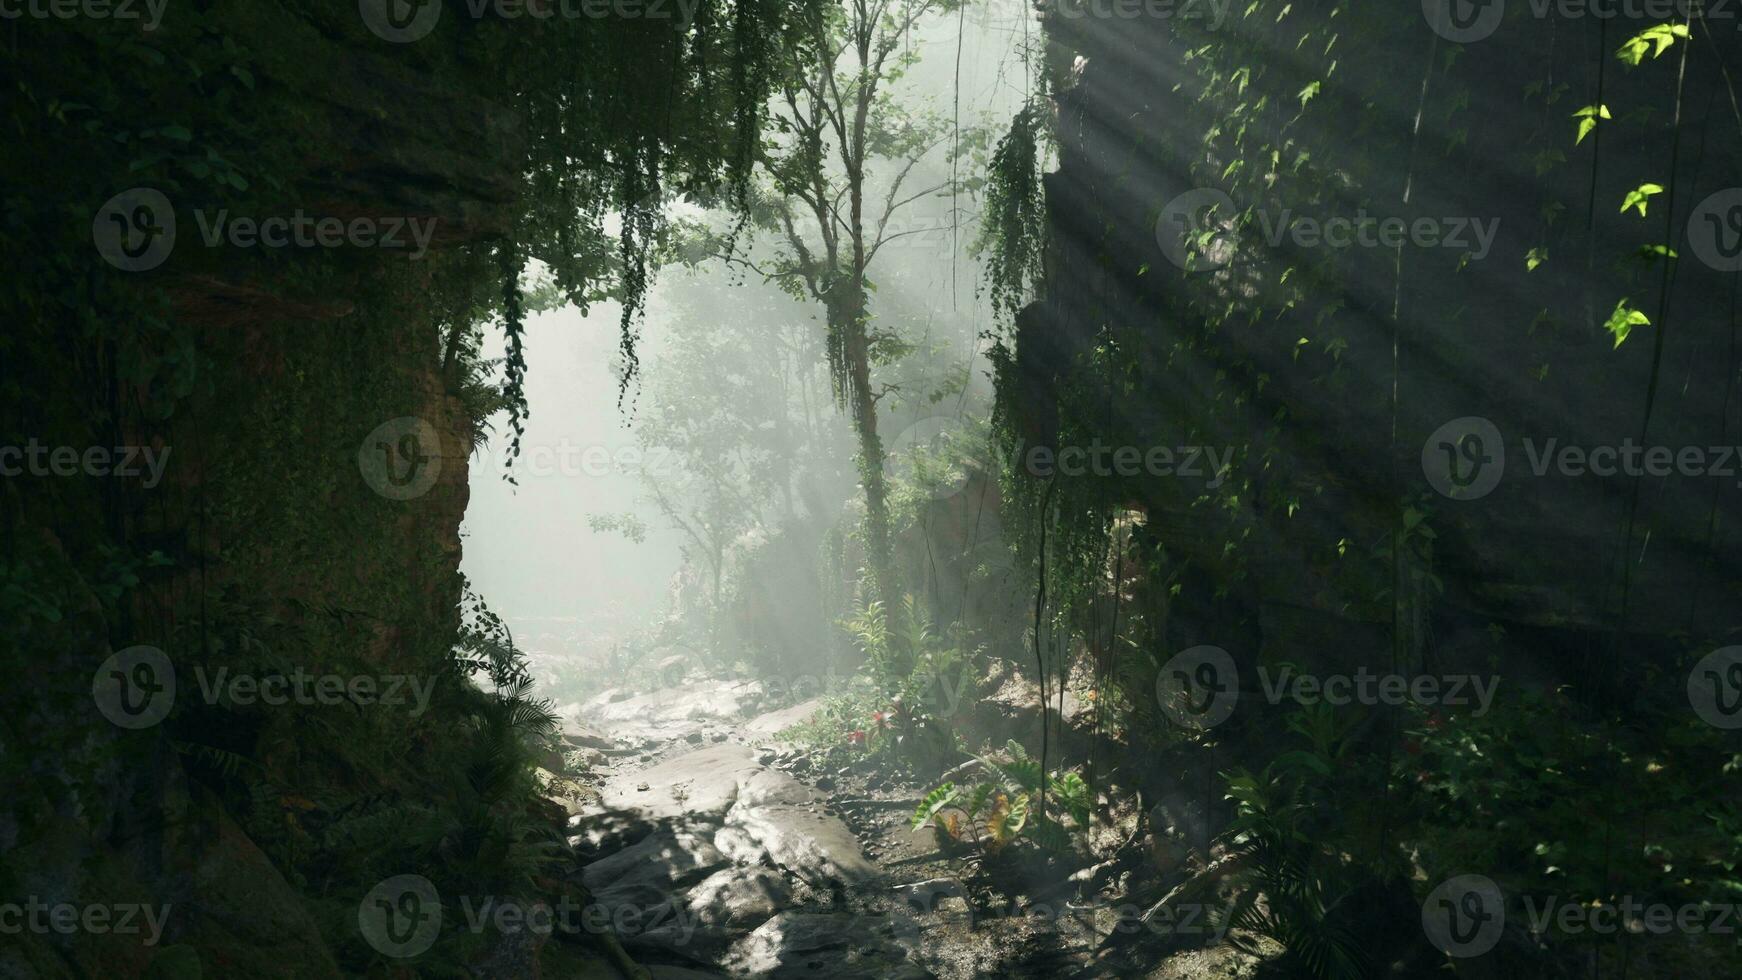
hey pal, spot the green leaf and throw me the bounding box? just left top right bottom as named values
left=1618, top=25, right=1689, bottom=66
left=1526, top=247, right=1548, bottom=271
left=1603, top=299, right=1650, bottom=349
left=911, top=782, right=959, bottom=830
left=1572, top=104, right=1611, bottom=145
left=1620, top=183, right=1664, bottom=217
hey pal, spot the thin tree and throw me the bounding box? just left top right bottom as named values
left=726, top=0, right=974, bottom=615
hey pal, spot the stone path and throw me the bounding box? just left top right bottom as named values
left=561, top=677, right=1258, bottom=980
left=564, top=681, right=930, bottom=978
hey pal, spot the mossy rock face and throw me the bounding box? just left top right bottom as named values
left=141, top=945, right=203, bottom=980
left=156, top=788, right=340, bottom=979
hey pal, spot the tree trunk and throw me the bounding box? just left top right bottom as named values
left=831, top=283, right=900, bottom=615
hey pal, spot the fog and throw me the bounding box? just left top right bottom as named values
left=461, top=0, right=1034, bottom=697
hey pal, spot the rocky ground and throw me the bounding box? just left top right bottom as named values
left=543, top=675, right=1269, bottom=979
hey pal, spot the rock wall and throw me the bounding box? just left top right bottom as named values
left=2, top=8, right=513, bottom=975
left=1011, top=3, right=1742, bottom=684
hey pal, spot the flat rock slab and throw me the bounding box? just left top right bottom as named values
left=582, top=678, right=766, bottom=742
left=581, top=828, right=728, bottom=902
left=594, top=743, right=764, bottom=822
left=631, top=866, right=795, bottom=959
left=581, top=742, right=876, bottom=889
left=723, top=803, right=878, bottom=889
left=744, top=697, right=825, bottom=736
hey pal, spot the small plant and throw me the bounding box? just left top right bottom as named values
left=911, top=740, right=1095, bottom=855
left=798, top=594, right=972, bottom=773
left=1211, top=704, right=1371, bottom=978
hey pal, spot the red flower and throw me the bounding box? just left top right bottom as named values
left=847, top=730, right=867, bottom=746
left=1425, top=713, right=1444, bottom=730
left=871, top=711, right=892, bottom=730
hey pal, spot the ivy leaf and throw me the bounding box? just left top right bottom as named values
left=1297, top=81, right=1321, bottom=109
left=1618, top=24, right=1689, bottom=67
left=1572, top=104, right=1611, bottom=145
left=1604, top=299, right=1650, bottom=349
left=1526, top=247, right=1548, bottom=271
left=1620, top=183, right=1664, bottom=217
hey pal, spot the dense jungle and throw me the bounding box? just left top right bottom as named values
left=4, top=1, right=1742, bottom=977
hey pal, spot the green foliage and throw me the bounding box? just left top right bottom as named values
left=1214, top=707, right=1372, bottom=978
left=977, top=101, right=1050, bottom=325
left=912, top=739, right=1095, bottom=856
